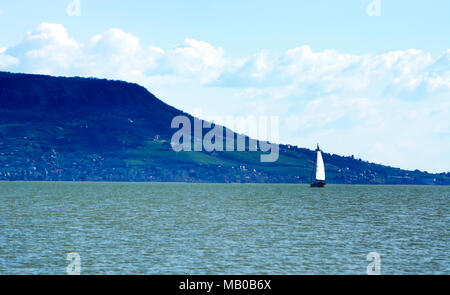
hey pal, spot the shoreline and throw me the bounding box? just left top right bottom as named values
left=0, top=180, right=448, bottom=186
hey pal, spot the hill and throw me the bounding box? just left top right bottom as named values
left=0, top=71, right=448, bottom=184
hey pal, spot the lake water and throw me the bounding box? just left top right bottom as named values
left=0, top=182, right=448, bottom=274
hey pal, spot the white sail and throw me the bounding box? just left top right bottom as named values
left=315, top=150, right=325, bottom=181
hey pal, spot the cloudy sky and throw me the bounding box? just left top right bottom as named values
left=0, top=0, right=449, bottom=172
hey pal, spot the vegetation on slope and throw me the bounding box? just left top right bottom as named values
left=0, top=71, right=448, bottom=184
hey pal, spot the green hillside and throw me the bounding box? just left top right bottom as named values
left=0, top=71, right=448, bottom=184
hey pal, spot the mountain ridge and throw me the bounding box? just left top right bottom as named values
left=0, top=71, right=448, bottom=184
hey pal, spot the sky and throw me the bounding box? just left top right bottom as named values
left=0, top=0, right=449, bottom=172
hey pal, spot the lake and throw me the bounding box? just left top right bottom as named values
left=0, top=182, right=448, bottom=274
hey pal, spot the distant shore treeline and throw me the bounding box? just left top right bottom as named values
left=0, top=71, right=448, bottom=184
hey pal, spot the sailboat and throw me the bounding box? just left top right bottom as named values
left=310, top=144, right=326, bottom=187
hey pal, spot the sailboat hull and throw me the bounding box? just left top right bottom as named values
left=310, top=181, right=325, bottom=187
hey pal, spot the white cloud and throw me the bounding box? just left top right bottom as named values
left=1, top=22, right=449, bottom=172
left=0, top=47, right=19, bottom=69
left=90, top=28, right=140, bottom=55
left=26, top=22, right=79, bottom=48
left=218, top=46, right=441, bottom=98
left=5, top=22, right=81, bottom=74
left=166, top=38, right=234, bottom=84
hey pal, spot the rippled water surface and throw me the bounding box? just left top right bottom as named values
left=0, top=182, right=448, bottom=274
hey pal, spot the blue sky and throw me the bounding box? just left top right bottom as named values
left=0, top=0, right=449, bottom=172
left=1, top=1, right=449, bottom=56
